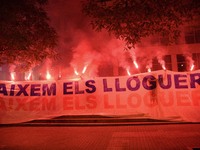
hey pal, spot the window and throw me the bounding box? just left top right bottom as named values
left=195, top=28, right=200, bottom=43
left=185, top=30, right=195, bottom=44
left=152, top=55, right=172, bottom=71
left=185, top=26, right=200, bottom=44
left=177, top=54, right=187, bottom=72
left=192, top=53, right=200, bottom=70
left=152, top=58, right=162, bottom=71
left=164, top=55, right=172, bottom=70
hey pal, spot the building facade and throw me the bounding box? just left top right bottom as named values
left=0, top=17, right=200, bottom=80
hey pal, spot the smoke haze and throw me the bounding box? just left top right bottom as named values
left=39, top=0, right=195, bottom=79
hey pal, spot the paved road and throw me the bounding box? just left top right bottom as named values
left=1, top=123, right=200, bottom=150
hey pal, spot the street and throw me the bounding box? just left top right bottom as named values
left=1, top=123, right=200, bottom=150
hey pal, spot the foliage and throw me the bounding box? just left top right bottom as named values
left=82, top=0, right=200, bottom=49
left=0, top=0, right=58, bottom=71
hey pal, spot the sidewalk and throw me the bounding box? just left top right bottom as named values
left=1, top=116, right=200, bottom=149
left=1, top=123, right=200, bottom=150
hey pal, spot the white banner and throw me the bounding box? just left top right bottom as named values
left=0, top=70, right=200, bottom=124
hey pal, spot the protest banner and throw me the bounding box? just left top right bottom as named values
left=0, top=70, right=200, bottom=124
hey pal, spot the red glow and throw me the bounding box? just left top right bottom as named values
left=126, top=68, right=131, bottom=76
left=162, top=65, right=166, bottom=70
left=134, top=60, right=139, bottom=69
left=82, top=65, right=87, bottom=74
left=25, top=72, right=32, bottom=81
left=46, top=71, right=51, bottom=80
left=10, top=72, right=15, bottom=81
left=147, top=68, right=151, bottom=72
left=74, top=68, right=79, bottom=76
left=190, top=64, right=194, bottom=71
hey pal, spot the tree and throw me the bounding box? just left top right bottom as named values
left=0, top=0, right=57, bottom=71
left=82, top=0, right=200, bottom=49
